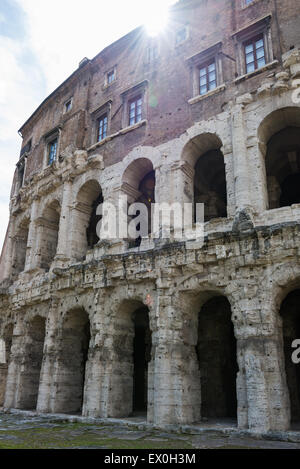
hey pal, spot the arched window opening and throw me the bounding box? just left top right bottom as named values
left=130, top=171, right=155, bottom=248
left=122, top=158, right=155, bottom=249
left=111, top=301, right=152, bottom=418
left=40, top=201, right=60, bottom=270
left=280, top=290, right=300, bottom=425
left=12, top=218, right=29, bottom=276
left=17, top=316, right=46, bottom=410
left=86, top=192, right=103, bottom=249
left=194, top=149, right=227, bottom=222
left=197, top=296, right=238, bottom=420
left=133, top=306, right=152, bottom=413
left=75, top=180, right=103, bottom=259
left=266, top=127, right=300, bottom=209
left=182, top=133, right=227, bottom=223
left=55, top=309, right=90, bottom=414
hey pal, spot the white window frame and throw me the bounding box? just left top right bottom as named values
left=187, top=42, right=224, bottom=99
left=175, top=25, right=189, bottom=46
left=104, top=66, right=117, bottom=88
left=43, top=128, right=61, bottom=168
left=233, top=15, right=274, bottom=77
left=91, top=100, right=112, bottom=144
left=63, top=97, right=73, bottom=114
left=121, top=81, right=148, bottom=129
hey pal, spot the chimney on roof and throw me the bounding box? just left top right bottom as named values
left=79, top=57, right=89, bottom=68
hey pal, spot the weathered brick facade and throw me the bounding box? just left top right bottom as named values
left=0, top=0, right=300, bottom=433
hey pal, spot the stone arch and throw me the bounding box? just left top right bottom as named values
left=54, top=307, right=91, bottom=414
left=182, top=133, right=227, bottom=222
left=279, top=289, right=300, bottom=424
left=73, top=179, right=103, bottom=259
left=109, top=298, right=152, bottom=418
left=16, top=315, right=46, bottom=410
left=258, top=107, right=300, bottom=210
left=40, top=199, right=61, bottom=270
left=122, top=158, right=155, bottom=247
left=11, top=217, right=30, bottom=276
left=175, top=282, right=238, bottom=423
left=0, top=323, right=14, bottom=406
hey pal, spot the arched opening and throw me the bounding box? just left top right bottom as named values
left=56, top=309, right=90, bottom=414
left=194, top=150, right=227, bottom=222
left=266, top=127, right=300, bottom=209
left=197, top=296, right=238, bottom=420
left=74, top=180, right=103, bottom=259
left=258, top=107, right=300, bottom=210
left=17, top=316, right=46, bottom=410
left=133, top=306, right=152, bottom=413
left=12, top=218, right=29, bottom=276
left=40, top=200, right=60, bottom=270
left=182, top=133, right=227, bottom=222
left=112, top=301, right=152, bottom=417
left=122, top=159, right=155, bottom=248
left=280, top=290, right=300, bottom=425
left=0, top=323, right=13, bottom=406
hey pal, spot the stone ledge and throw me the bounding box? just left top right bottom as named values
left=234, top=60, right=279, bottom=84
left=188, top=84, right=226, bottom=105
left=87, top=119, right=147, bottom=153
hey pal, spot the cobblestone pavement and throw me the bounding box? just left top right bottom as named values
left=0, top=413, right=300, bottom=449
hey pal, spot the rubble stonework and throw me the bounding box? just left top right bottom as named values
left=0, top=0, right=300, bottom=433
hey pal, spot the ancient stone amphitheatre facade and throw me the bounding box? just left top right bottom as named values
left=0, top=0, right=300, bottom=434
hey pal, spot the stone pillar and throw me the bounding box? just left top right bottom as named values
left=3, top=317, right=25, bottom=410
left=150, top=290, right=201, bottom=425
left=37, top=299, right=60, bottom=413
left=82, top=303, right=109, bottom=418
left=53, top=179, right=73, bottom=268
left=221, top=144, right=236, bottom=218
left=24, top=197, right=40, bottom=272
left=1, top=216, right=16, bottom=280
left=233, top=296, right=290, bottom=432
left=230, top=103, right=252, bottom=212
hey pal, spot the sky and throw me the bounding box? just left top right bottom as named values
left=0, top=0, right=177, bottom=251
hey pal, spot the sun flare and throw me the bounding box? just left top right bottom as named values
left=143, top=3, right=170, bottom=36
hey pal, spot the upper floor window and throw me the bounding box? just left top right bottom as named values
left=176, top=26, right=188, bottom=45
left=64, top=98, right=72, bottom=113
left=107, top=69, right=115, bottom=84
left=121, top=80, right=147, bottom=129
left=244, top=35, right=266, bottom=73
left=199, top=60, right=217, bottom=95
left=233, top=15, right=274, bottom=78
left=147, top=44, right=159, bottom=62
left=129, top=96, right=142, bottom=126
left=48, top=138, right=58, bottom=165
left=187, top=42, right=224, bottom=101
left=97, top=114, right=108, bottom=142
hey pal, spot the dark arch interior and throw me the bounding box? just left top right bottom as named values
left=197, top=296, right=238, bottom=419
left=129, top=170, right=155, bottom=248
left=266, top=127, right=300, bottom=209
left=280, top=289, right=300, bottom=423
left=86, top=191, right=103, bottom=248
left=58, top=309, right=91, bottom=414
left=194, top=149, right=227, bottom=222
left=132, top=306, right=152, bottom=413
